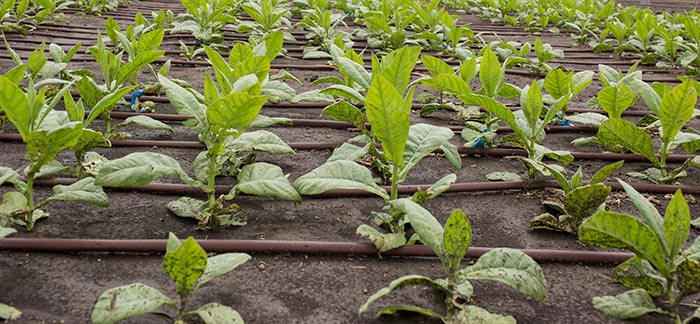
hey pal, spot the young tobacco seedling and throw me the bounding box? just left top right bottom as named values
left=0, top=75, right=109, bottom=232
left=237, top=0, right=294, bottom=43
left=360, top=199, right=547, bottom=323
left=529, top=160, right=624, bottom=234
left=294, top=47, right=461, bottom=252
left=296, top=0, right=352, bottom=59
left=95, top=71, right=300, bottom=228
left=579, top=180, right=700, bottom=324
left=92, top=233, right=251, bottom=324
left=172, top=0, right=238, bottom=44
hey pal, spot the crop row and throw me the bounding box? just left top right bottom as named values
left=1, top=0, right=699, bottom=323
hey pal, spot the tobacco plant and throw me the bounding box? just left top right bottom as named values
left=92, top=233, right=250, bottom=324
left=95, top=60, right=300, bottom=228
left=237, top=0, right=294, bottom=43
left=76, top=0, right=126, bottom=14
left=0, top=75, right=109, bottom=232
left=294, top=46, right=461, bottom=252
left=171, top=0, right=238, bottom=44
left=360, top=199, right=547, bottom=322
left=529, top=160, right=624, bottom=234
left=296, top=0, right=352, bottom=59
left=580, top=180, right=700, bottom=323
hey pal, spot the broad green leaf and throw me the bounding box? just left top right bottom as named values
left=195, top=253, right=251, bottom=290
left=47, top=177, right=109, bottom=207
left=91, top=283, right=175, bottom=324
left=659, top=81, right=696, bottom=147
left=365, top=74, right=410, bottom=166
left=376, top=304, right=444, bottom=320
left=321, top=100, right=366, bottom=129
left=664, top=190, right=690, bottom=258
left=207, top=90, right=268, bottom=138
left=458, top=94, right=527, bottom=142
left=379, top=46, right=420, bottom=92
left=579, top=211, right=670, bottom=277
left=319, top=85, right=365, bottom=104
left=328, top=143, right=369, bottom=162
left=391, top=199, right=446, bottom=261
left=421, top=55, right=455, bottom=76
left=116, top=116, right=173, bottom=132
left=356, top=225, right=407, bottom=253
left=530, top=213, right=577, bottom=233
left=164, top=237, right=208, bottom=296
left=597, top=119, right=658, bottom=164
left=0, top=167, right=26, bottom=192
left=486, top=171, right=523, bottom=182
left=0, top=227, right=17, bottom=238
left=294, top=161, right=390, bottom=201
left=598, top=85, right=635, bottom=119
left=444, top=209, right=470, bottom=272
left=250, top=115, right=292, bottom=128
left=116, top=50, right=165, bottom=85
left=359, top=274, right=448, bottom=314
left=0, top=192, right=27, bottom=218
left=592, top=289, right=666, bottom=319
left=618, top=180, right=668, bottom=258
left=565, top=112, right=608, bottom=126
left=422, top=73, right=471, bottom=96
left=0, top=76, right=31, bottom=138
left=188, top=303, right=244, bottom=324
left=611, top=256, right=666, bottom=297
left=227, top=130, right=294, bottom=154
left=479, top=46, right=501, bottom=98
left=336, top=57, right=371, bottom=90
left=451, top=305, right=516, bottom=324
left=411, top=174, right=457, bottom=204
left=398, top=124, right=456, bottom=182
left=543, top=68, right=572, bottom=99
left=565, top=184, right=610, bottom=222
left=522, top=81, right=543, bottom=133
left=458, top=248, right=547, bottom=302
left=166, top=232, right=181, bottom=253
left=26, top=121, right=83, bottom=175
left=95, top=152, right=196, bottom=188
left=589, top=161, right=624, bottom=185
left=167, top=197, right=207, bottom=220
left=235, top=163, right=300, bottom=203
left=158, top=75, right=207, bottom=133
left=678, top=259, right=700, bottom=297
left=627, top=78, right=661, bottom=116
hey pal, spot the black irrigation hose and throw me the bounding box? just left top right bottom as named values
left=0, top=238, right=635, bottom=264
left=0, top=133, right=696, bottom=163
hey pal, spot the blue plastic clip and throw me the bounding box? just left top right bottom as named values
left=471, top=129, right=487, bottom=148
left=130, top=90, right=144, bottom=112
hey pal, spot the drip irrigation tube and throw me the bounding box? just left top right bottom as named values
left=0, top=238, right=634, bottom=264
left=0, top=133, right=695, bottom=163
left=14, top=177, right=700, bottom=196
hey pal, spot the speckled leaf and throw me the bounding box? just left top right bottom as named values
left=235, top=162, right=301, bottom=203
left=597, top=119, right=658, bottom=164
left=659, top=81, right=696, bottom=147
left=450, top=305, right=516, bottom=324
left=664, top=190, right=690, bottom=258
left=359, top=275, right=448, bottom=314
left=189, top=303, right=244, bottom=324
left=592, top=289, right=666, bottom=319
left=163, top=237, right=208, bottom=297
left=565, top=184, right=610, bottom=222
left=458, top=248, right=547, bottom=302
left=321, top=100, right=366, bottom=128
left=618, top=180, right=668, bottom=258
left=377, top=305, right=444, bottom=320
left=598, top=85, right=635, bottom=119
left=391, top=199, right=445, bottom=260
left=399, top=124, right=458, bottom=182
left=91, top=283, right=175, bottom=324
left=579, top=211, right=670, bottom=277
left=678, top=259, right=700, bottom=297
left=611, top=256, right=666, bottom=297
left=294, top=161, right=389, bottom=201
left=529, top=213, right=576, bottom=233
left=444, top=209, right=470, bottom=272
left=356, top=225, right=407, bottom=253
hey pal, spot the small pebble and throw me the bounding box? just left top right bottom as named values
left=258, top=263, right=265, bottom=271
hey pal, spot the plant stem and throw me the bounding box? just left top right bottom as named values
left=390, top=163, right=399, bottom=201
left=207, top=153, right=218, bottom=211
left=24, top=172, right=35, bottom=230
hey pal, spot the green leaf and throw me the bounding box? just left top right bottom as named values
left=95, top=152, right=197, bottom=188
left=379, top=46, right=420, bottom=92
left=47, top=177, right=109, bottom=207
left=678, top=259, right=700, bottom=297
left=479, top=46, right=501, bottom=98
left=336, top=56, right=371, bottom=90
left=319, top=85, right=365, bottom=104
left=458, top=94, right=527, bottom=142
left=91, top=283, right=175, bottom=324
left=664, top=190, right=690, bottom=258
left=592, top=289, right=666, bottom=319
left=167, top=197, right=207, bottom=220
left=421, top=73, right=471, bottom=96
left=195, top=253, right=251, bottom=290
left=227, top=130, right=294, bottom=154
left=421, top=55, right=455, bottom=76
left=26, top=120, right=83, bottom=175
left=618, top=180, right=668, bottom=258
left=659, top=81, right=696, bottom=147
left=589, top=161, right=624, bottom=185
left=0, top=167, right=26, bottom=192
left=294, top=161, right=390, bottom=201
left=398, top=124, right=457, bottom=182
left=565, top=184, right=610, bottom=222
left=0, top=303, right=20, bottom=320
left=444, top=209, right=470, bottom=273
left=522, top=81, right=543, bottom=133
left=597, top=119, right=658, bottom=164
left=365, top=74, right=410, bottom=166
left=458, top=248, right=547, bottom=302
left=164, top=237, right=208, bottom=297
left=85, top=87, right=135, bottom=126
left=543, top=68, right=572, bottom=99
left=390, top=199, right=446, bottom=261
left=235, top=163, right=300, bottom=203
left=207, top=89, right=268, bottom=138
left=328, top=143, right=369, bottom=162
left=486, top=172, right=523, bottom=182
left=451, top=305, right=516, bottom=324
left=359, top=274, right=448, bottom=314
left=356, top=225, right=407, bottom=253
left=116, top=116, right=173, bottom=132
left=611, top=256, right=666, bottom=297
left=166, top=232, right=181, bottom=253
left=0, top=76, right=31, bottom=138
left=116, top=50, right=165, bottom=85
left=321, top=100, right=367, bottom=129
left=598, top=85, right=635, bottom=119
left=376, top=304, right=444, bottom=320
left=0, top=227, right=17, bottom=238
left=188, top=303, right=244, bottom=324
left=579, top=211, right=670, bottom=277
left=158, top=75, right=207, bottom=133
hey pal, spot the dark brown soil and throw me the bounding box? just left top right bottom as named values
left=1, top=1, right=699, bottom=323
